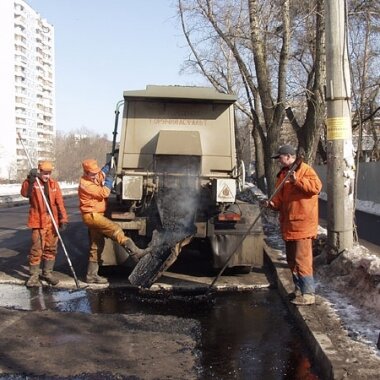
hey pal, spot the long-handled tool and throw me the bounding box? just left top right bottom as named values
left=17, top=132, right=81, bottom=289
left=110, top=100, right=124, bottom=170
left=207, top=156, right=303, bottom=292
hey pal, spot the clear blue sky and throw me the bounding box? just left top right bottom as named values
left=26, top=0, right=202, bottom=139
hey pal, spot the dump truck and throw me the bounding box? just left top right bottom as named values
left=101, top=85, right=263, bottom=287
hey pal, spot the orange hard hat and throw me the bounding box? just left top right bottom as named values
left=82, top=159, right=101, bottom=174
left=38, top=160, right=53, bottom=172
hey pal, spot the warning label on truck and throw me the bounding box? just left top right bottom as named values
left=326, top=117, right=352, bottom=140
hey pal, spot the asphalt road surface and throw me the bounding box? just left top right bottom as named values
left=0, top=196, right=89, bottom=285
left=0, top=197, right=323, bottom=379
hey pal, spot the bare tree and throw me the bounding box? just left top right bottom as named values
left=177, top=0, right=331, bottom=194
left=285, top=0, right=325, bottom=164
left=349, top=0, right=380, bottom=161
left=54, top=129, right=112, bottom=182
left=178, top=0, right=292, bottom=193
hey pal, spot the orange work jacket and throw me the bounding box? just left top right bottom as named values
left=78, top=172, right=110, bottom=214
left=270, top=162, right=322, bottom=241
left=20, top=178, right=68, bottom=229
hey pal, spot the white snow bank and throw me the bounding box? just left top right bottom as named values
left=319, top=191, right=380, bottom=216
left=0, top=182, right=77, bottom=196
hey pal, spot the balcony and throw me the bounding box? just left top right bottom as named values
left=14, top=15, right=26, bottom=28
left=14, top=75, right=26, bottom=84
left=15, top=107, right=26, bottom=117
left=36, top=59, right=44, bottom=69
left=16, top=117, right=26, bottom=125
left=15, top=56, right=27, bottom=67
left=15, top=45, right=26, bottom=55
left=15, top=96, right=26, bottom=107
left=15, top=86, right=26, bottom=95
left=14, top=39, right=26, bottom=50
left=44, top=107, right=53, bottom=116
left=36, top=49, right=44, bottom=59
left=14, top=28, right=25, bottom=38
left=15, top=68, right=25, bottom=75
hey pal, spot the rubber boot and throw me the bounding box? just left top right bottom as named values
left=123, top=238, right=147, bottom=262
left=41, top=260, right=59, bottom=286
left=86, top=261, right=108, bottom=284
left=290, top=293, right=315, bottom=306
left=26, top=264, right=41, bottom=288
left=288, top=287, right=302, bottom=300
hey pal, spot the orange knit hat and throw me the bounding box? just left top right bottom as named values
left=82, top=159, right=101, bottom=174
left=38, top=160, right=53, bottom=172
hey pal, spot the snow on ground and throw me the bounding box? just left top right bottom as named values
left=319, top=191, right=380, bottom=217
left=244, top=182, right=380, bottom=356
left=0, top=182, right=77, bottom=196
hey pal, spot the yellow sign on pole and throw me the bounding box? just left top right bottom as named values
left=326, top=117, right=351, bottom=140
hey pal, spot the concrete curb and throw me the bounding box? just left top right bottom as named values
left=264, top=242, right=380, bottom=380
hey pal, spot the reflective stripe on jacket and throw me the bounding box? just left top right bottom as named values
left=20, top=178, right=68, bottom=229
left=270, top=162, right=322, bottom=240
left=78, top=172, right=110, bottom=214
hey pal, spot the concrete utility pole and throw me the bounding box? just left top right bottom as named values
left=325, top=0, right=354, bottom=257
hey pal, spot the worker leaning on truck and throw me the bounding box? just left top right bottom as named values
left=78, top=159, right=147, bottom=284
left=20, top=160, right=68, bottom=288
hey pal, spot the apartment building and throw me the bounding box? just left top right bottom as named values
left=0, top=0, right=55, bottom=180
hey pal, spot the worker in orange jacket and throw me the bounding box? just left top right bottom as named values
left=262, top=145, right=322, bottom=305
left=78, top=159, right=147, bottom=284
left=21, top=160, right=68, bottom=287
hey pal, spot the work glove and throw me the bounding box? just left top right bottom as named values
left=26, top=168, right=38, bottom=198
left=59, top=222, right=68, bottom=232
left=29, top=168, right=38, bottom=177
left=28, top=168, right=38, bottom=182
left=123, top=239, right=147, bottom=261
left=104, top=175, right=113, bottom=190
left=259, top=200, right=272, bottom=208
left=101, top=161, right=111, bottom=175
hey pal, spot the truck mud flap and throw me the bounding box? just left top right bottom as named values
left=128, top=232, right=193, bottom=288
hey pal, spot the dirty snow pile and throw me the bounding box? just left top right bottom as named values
left=243, top=182, right=380, bottom=355
left=315, top=242, right=380, bottom=354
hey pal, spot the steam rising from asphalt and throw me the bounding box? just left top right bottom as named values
left=129, top=156, right=202, bottom=287
left=150, top=156, right=201, bottom=252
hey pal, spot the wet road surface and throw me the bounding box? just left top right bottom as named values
left=0, top=197, right=321, bottom=379
left=0, top=284, right=320, bottom=379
